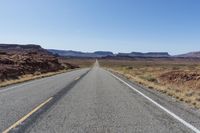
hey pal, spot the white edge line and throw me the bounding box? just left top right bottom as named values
left=0, top=81, right=35, bottom=93
left=0, top=71, right=70, bottom=93
left=108, top=71, right=200, bottom=133
left=0, top=69, right=85, bottom=93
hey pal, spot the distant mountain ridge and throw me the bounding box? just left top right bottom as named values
left=175, top=51, right=200, bottom=58
left=1, top=45, right=200, bottom=58
left=117, top=52, right=170, bottom=57
left=48, top=49, right=114, bottom=58
left=48, top=49, right=170, bottom=58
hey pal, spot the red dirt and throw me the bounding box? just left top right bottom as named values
left=159, top=71, right=200, bottom=89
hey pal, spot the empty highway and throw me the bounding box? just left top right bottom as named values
left=1, top=61, right=200, bottom=133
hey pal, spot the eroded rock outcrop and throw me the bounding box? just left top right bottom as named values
left=0, top=44, right=77, bottom=81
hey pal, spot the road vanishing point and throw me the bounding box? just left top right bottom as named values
left=0, top=61, right=200, bottom=133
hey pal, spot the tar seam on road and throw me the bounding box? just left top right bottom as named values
left=108, top=71, right=200, bottom=133
left=3, top=69, right=91, bottom=133
left=2, top=97, right=53, bottom=133
left=74, top=77, right=80, bottom=81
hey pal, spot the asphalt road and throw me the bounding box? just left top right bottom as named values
left=0, top=68, right=90, bottom=132
left=1, top=61, right=200, bottom=133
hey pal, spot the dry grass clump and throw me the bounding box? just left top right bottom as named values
left=100, top=59, right=200, bottom=109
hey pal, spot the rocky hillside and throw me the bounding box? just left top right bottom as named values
left=0, top=44, right=76, bottom=81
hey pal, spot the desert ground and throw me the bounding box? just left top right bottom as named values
left=59, top=58, right=95, bottom=68
left=99, top=58, right=200, bottom=109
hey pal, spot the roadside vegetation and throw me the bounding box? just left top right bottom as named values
left=99, top=59, right=200, bottom=109
left=0, top=69, right=70, bottom=87
left=0, top=58, right=95, bottom=88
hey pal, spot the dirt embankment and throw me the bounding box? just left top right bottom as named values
left=0, top=44, right=78, bottom=82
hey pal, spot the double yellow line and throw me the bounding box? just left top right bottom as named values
left=3, top=97, right=53, bottom=133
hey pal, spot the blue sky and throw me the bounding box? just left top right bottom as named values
left=0, top=0, right=200, bottom=55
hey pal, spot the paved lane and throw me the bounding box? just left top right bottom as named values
left=26, top=64, right=200, bottom=133
left=0, top=68, right=89, bottom=132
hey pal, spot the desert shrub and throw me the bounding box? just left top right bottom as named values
left=172, top=66, right=180, bottom=70
left=185, top=90, right=194, bottom=97
left=0, top=51, right=7, bottom=54
left=126, top=66, right=133, bottom=70
left=140, top=75, right=158, bottom=83
left=34, top=71, right=41, bottom=75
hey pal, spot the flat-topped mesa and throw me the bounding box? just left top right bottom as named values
left=48, top=49, right=114, bottom=58
left=93, top=51, right=114, bottom=56
left=0, top=44, right=49, bottom=54
left=144, top=52, right=170, bottom=57
left=0, top=44, right=42, bottom=49
left=117, top=52, right=170, bottom=57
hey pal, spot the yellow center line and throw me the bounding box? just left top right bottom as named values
left=3, top=97, right=53, bottom=133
